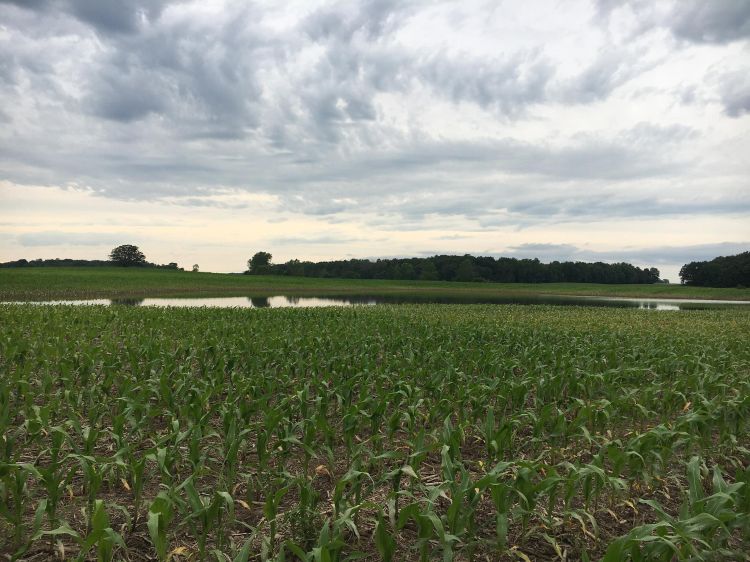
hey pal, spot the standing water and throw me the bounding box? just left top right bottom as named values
left=6, top=294, right=750, bottom=310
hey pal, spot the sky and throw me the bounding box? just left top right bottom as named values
left=1, top=0, right=749, bottom=280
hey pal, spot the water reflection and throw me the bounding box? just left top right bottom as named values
left=7, top=294, right=749, bottom=310
left=249, top=296, right=271, bottom=308
left=111, top=298, right=145, bottom=306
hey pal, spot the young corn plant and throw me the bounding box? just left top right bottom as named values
left=76, top=500, right=126, bottom=562
left=373, top=509, right=396, bottom=562
left=179, top=476, right=236, bottom=559
left=20, top=426, right=74, bottom=540
left=0, top=463, right=33, bottom=549
left=262, top=482, right=290, bottom=556
left=126, top=453, right=147, bottom=529
left=70, top=454, right=105, bottom=534
left=603, top=456, right=749, bottom=561
left=147, top=492, right=174, bottom=562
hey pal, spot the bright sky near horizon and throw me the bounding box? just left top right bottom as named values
left=1, top=0, right=749, bottom=281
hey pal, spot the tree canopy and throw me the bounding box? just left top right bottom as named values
left=680, top=252, right=750, bottom=287
left=247, top=251, right=272, bottom=273
left=109, top=245, right=147, bottom=267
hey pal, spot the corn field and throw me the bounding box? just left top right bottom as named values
left=1, top=303, right=749, bottom=561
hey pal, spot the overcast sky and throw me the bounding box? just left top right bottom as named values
left=1, top=0, right=749, bottom=280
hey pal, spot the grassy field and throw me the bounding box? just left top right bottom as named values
left=1, top=303, right=749, bottom=561
left=1, top=267, right=750, bottom=301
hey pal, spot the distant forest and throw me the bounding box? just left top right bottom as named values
left=679, top=252, right=750, bottom=288
left=249, top=255, right=663, bottom=284
left=6, top=251, right=748, bottom=287
left=0, top=258, right=182, bottom=270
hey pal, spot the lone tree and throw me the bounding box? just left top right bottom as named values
left=192, top=264, right=199, bottom=272
left=109, top=245, right=146, bottom=267
left=248, top=251, right=272, bottom=273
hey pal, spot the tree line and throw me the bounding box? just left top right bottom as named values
left=0, top=258, right=182, bottom=270
left=0, top=245, right=182, bottom=270
left=5, top=244, right=747, bottom=287
left=247, top=252, right=663, bottom=284
left=679, top=252, right=750, bottom=288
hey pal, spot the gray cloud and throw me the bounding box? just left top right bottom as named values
left=496, top=189, right=750, bottom=223
left=602, top=242, right=750, bottom=264
left=302, top=0, right=416, bottom=43
left=505, top=243, right=581, bottom=262
left=0, top=117, right=699, bottom=210
left=0, top=0, right=748, bottom=236
left=83, top=6, right=267, bottom=132
left=0, top=0, right=50, bottom=9
left=719, top=71, right=750, bottom=117
left=506, top=241, right=750, bottom=267
left=419, top=50, right=554, bottom=116
left=0, top=0, right=181, bottom=34
left=596, top=0, right=750, bottom=44
left=88, top=68, right=168, bottom=122
left=4, top=0, right=656, bottom=149
left=557, top=50, right=646, bottom=104
left=67, top=0, right=177, bottom=34
left=669, top=0, right=750, bottom=44
left=0, top=0, right=684, bottom=161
